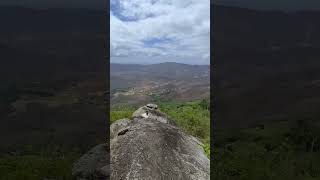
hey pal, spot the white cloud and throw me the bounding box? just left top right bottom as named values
left=110, top=0, right=210, bottom=64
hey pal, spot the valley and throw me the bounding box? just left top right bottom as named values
left=0, top=6, right=107, bottom=179
left=212, top=4, right=320, bottom=179
left=110, top=62, right=210, bottom=107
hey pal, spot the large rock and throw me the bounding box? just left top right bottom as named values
left=73, top=104, right=210, bottom=180
left=111, top=104, right=210, bottom=180
left=72, top=144, right=109, bottom=180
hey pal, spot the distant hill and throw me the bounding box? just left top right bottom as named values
left=0, top=6, right=106, bottom=83
left=111, top=62, right=209, bottom=81
left=213, top=5, right=320, bottom=51
left=111, top=62, right=210, bottom=106
left=0, top=6, right=107, bottom=154
left=213, top=5, right=320, bottom=128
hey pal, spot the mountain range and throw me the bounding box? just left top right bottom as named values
left=213, top=4, right=320, bottom=128
left=0, top=6, right=107, bottom=153
left=110, top=62, right=210, bottom=106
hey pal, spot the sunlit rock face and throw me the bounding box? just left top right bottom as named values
left=110, top=104, right=210, bottom=180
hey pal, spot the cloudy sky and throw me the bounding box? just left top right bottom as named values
left=110, top=0, right=210, bottom=65
left=2, top=0, right=320, bottom=11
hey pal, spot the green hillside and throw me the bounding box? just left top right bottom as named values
left=110, top=99, right=211, bottom=157
left=213, top=119, right=320, bottom=180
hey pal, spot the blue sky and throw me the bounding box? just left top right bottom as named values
left=110, top=0, right=210, bottom=65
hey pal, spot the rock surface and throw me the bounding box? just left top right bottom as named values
left=73, top=104, right=210, bottom=180
left=72, top=144, right=109, bottom=180
left=111, top=104, right=210, bottom=180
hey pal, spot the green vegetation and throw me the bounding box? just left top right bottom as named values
left=110, top=105, right=136, bottom=124
left=156, top=99, right=210, bottom=157
left=110, top=99, right=211, bottom=157
left=110, top=87, right=131, bottom=94
left=0, top=145, right=81, bottom=180
left=0, top=98, right=210, bottom=179
left=0, top=82, right=106, bottom=179
left=212, top=120, right=320, bottom=180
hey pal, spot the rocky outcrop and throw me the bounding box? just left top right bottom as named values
left=111, top=104, right=210, bottom=180
left=73, top=104, right=210, bottom=180
left=72, top=144, right=109, bottom=180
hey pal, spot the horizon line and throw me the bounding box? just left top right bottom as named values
left=110, top=61, right=210, bottom=66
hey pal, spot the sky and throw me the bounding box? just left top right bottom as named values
left=110, top=0, right=210, bottom=65
left=3, top=0, right=320, bottom=64
left=1, top=0, right=320, bottom=11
